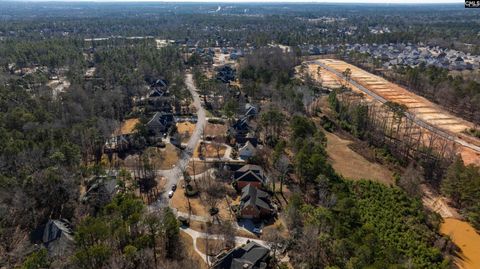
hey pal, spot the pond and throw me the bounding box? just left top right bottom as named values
left=440, top=218, right=480, bottom=269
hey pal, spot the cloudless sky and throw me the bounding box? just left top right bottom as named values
left=20, top=0, right=464, bottom=3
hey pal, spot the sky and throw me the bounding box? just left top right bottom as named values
left=18, top=0, right=464, bottom=3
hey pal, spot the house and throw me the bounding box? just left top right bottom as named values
left=148, top=88, right=167, bottom=99
left=104, top=118, right=140, bottom=152
left=238, top=184, right=272, bottom=219
left=229, top=117, right=250, bottom=138
left=81, top=175, right=118, bottom=206
left=217, top=65, right=236, bottom=83
left=239, top=141, right=257, bottom=160
left=236, top=136, right=258, bottom=148
left=212, top=241, right=270, bottom=269
left=244, top=103, right=258, bottom=118
left=42, top=219, right=74, bottom=257
left=233, top=164, right=267, bottom=190
left=146, top=112, right=174, bottom=135
left=150, top=78, right=169, bottom=88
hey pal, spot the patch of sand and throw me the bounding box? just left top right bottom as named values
left=421, top=185, right=461, bottom=219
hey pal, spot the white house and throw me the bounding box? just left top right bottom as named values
left=239, top=141, right=257, bottom=160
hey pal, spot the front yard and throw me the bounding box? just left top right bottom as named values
left=171, top=179, right=235, bottom=221
left=176, top=122, right=196, bottom=143
left=194, top=142, right=227, bottom=159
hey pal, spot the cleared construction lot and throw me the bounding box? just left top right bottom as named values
left=307, top=59, right=480, bottom=165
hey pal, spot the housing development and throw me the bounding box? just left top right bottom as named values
left=0, top=2, right=480, bottom=269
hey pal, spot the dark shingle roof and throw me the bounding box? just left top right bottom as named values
left=234, top=165, right=267, bottom=185
left=213, top=241, right=270, bottom=269
left=240, top=184, right=271, bottom=212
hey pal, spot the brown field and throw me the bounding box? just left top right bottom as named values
left=171, top=180, right=234, bottom=221
left=325, top=131, right=394, bottom=185
left=111, top=118, right=139, bottom=136
left=176, top=122, right=196, bottom=143
left=188, top=220, right=255, bottom=239
left=187, top=160, right=212, bottom=175
left=119, top=118, right=139, bottom=135
left=179, top=232, right=208, bottom=269
left=196, top=238, right=227, bottom=256
left=308, top=59, right=480, bottom=165
left=194, top=143, right=227, bottom=158
left=147, top=144, right=180, bottom=170
left=204, top=122, right=228, bottom=137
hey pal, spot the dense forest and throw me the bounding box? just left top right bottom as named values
left=0, top=38, right=186, bottom=267
left=281, top=116, right=451, bottom=269
left=1, top=2, right=479, bottom=50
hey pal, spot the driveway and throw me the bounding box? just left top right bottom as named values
left=180, top=227, right=270, bottom=264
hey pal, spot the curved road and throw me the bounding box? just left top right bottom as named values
left=150, top=72, right=206, bottom=208
left=313, top=60, right=480, bottom=154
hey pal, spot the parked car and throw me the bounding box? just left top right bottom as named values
left=209, top=207, right=219, bottom=216
left=253, top=228, right=262, bottom=235
left=168, top=190, right=174, bottom=198
left=171, top=184, right=177, bottom=191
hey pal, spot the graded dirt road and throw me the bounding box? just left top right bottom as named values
left=308, top=59, right=480, bottom=166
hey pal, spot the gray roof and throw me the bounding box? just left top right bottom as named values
left=213, top=241, right=270, bottom=269
left=240, top=184, right=271, bottom=212
left=237, top=164, right=262, bottom=173
left=147, top=112, right=174, bottom=132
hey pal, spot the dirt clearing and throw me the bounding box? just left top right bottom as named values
left=325, top=131, right=394, bottom=185
left=309, top=59, right=480, bottom=166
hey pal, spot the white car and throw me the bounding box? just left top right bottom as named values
left=168, top=190, right=174, bottom=198
left=253, top=228, right=262, bottom=235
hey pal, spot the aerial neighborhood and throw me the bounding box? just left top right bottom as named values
left=1, top=2, right=480, bottom=269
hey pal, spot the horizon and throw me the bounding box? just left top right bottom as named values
left=6, top=0, right=465, bottom=4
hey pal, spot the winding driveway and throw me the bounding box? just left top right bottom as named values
left=181, top=227, right=269, bottom=264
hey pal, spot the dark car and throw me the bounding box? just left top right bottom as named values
left=171, top=184, right=177, bottom=191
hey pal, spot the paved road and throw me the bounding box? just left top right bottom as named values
left=313, top=60, right=480, bottom=154
left=149, top=72, right=206, bottom=209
